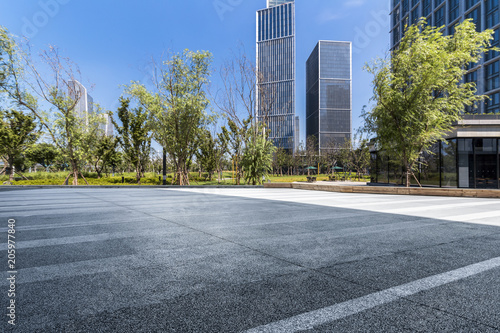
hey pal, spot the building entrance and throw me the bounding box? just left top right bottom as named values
left=475, top=154, right=498, bottom=189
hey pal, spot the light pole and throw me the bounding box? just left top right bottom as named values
left=162, top=149, right=167, bottom=185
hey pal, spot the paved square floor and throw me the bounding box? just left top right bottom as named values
left=1, top=188, right=500, bottom=332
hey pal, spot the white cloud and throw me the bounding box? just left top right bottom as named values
left=317, top=9, right=343, bottom=23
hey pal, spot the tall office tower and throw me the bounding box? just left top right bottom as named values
left=68, top=80, right=94, bottom=124
left=391, top=0, right=500, bottom=114
left=101, top=114, right=114, bottom=137
left=294, top=116, right=300, bottom=151
left=256, top=0, right=296, bottom=151
left=306, top=41, right=352, bottom=154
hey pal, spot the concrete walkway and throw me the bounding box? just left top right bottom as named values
left=264, top=182, right=500, bottom=199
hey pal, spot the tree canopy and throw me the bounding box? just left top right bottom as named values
left=0, top=109, right=38, bottom=181
left=125, top=50, right=212, bottom=186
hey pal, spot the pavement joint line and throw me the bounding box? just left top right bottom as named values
left=0, top=217, right=449, bottom=250
left=10, top=215, right=172, bottom=231
left=244, top=256, right=500, bottom=333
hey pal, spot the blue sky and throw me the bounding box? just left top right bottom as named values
left=0, top=0, right=391, bottom=143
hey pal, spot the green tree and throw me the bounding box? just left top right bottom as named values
left=125, top=50, right=212, bottom=185
left=224, top=119, right=249, bottom=184
left=305, top=135, right=318, bottom=176
left=86, top=133, right=119, bottom=179
left=1, top=27, right=105, bottom=185
left=351, top=132, right=371, bottom=181
left=111, top=98, right=151, bottom=184
left=363, top=19, right=495, bottom=187
left=195, top=127, right=229, bottom=183
left=273, top=146, right=288, bottom=176
left=0, top=109, right=38, bottom=182
left=196, top=129, right=218, bottom=181
left=241, top=124, right=276, bottom=185
left=26, top=143, right=59, bottom=172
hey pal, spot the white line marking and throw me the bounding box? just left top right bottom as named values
left=245, top=256, right=500, bottom=332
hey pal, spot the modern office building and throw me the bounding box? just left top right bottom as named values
left=370, top=0, right=500, bottom=189
left=101, top=114, right=114, bottom=137
left=68, top=80, right=113, bottom=136
left=306, top=41, right=352, bottom=154
left=68, top=80, right=94, bottom=125
left=294, top=116, right=300, bottom=151
left=256, top=0, right=296, bottom=151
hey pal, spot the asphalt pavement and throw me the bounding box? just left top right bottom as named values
left=1, top=187, right=500, bottom=332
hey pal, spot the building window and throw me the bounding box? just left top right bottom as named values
left=466, top=0, right=480, bottom=10
left=486, top=30, right=500, bottom=61
left=449, top=0, right=460, bottom=23
left=434, top=5, right=445, bottom=27
left=486, top=0, right=499, bottom=29
left=411, top=5, right=420, bottom=24
left=423, top=0, right=432, bottom=17
left=485, top=61, right=500, bottom=91
left=485, top=92, right=500, bottom=113
left=393, top=26, right=401, bottom=45
left=466, top=6, right=482, bottom=31
left=419, top=144, right=440, bottom=186
left=465, top=70, right=478, bottom=86
left=465, top=70, right=478, bottom=113
left=393, top=0, right=401, bottom=7
left=393, top=7, right=400, bottom=27
left=448, top=23, right=458, bottom=35
left=434, top=0, right=445, bottom=7
left=441, top=139, right=458, bottom=188
left=402, top=0, right=409, bottom=16
left=412, top=0, right=419, bottom=7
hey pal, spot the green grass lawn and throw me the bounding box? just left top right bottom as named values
left=1, top=171, right=369, bottom=186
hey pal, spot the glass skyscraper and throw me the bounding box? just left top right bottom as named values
left=391, top=0, right=500, bottom=114
left=256, top=0, right=296, bottom=151
left=68, top=80, right=94, bottom=125
left=306, top=41, right=352, bottom=154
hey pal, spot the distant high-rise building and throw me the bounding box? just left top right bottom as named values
left=256, top=0, right=296, bottom=151
left=68, top=80, right=113, bottom=136
left=306, top=41, right=352, bottom=154
left=294, top=116, right=300, bottom=151
left=68, top=80, right=94, bottom=124
left=101, top=114, right=114, bottom=137
left=267, top=0, right=292, bottom=7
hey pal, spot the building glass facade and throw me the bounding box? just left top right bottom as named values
left=391, top=0, right=500, bottom=114
left=306, top=41, right=352, bottom=154
left=371, top=137, right=500, bottom=189
left=257, top=0, right=296, bottom=151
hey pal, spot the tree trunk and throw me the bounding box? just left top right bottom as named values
left=79, top=172, right=90, bottom=185
left=7, top=161, right=14, bottom=182
left=136, top=166, right=141, bottom=184
left=70, top=160, right=79, bottom=185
